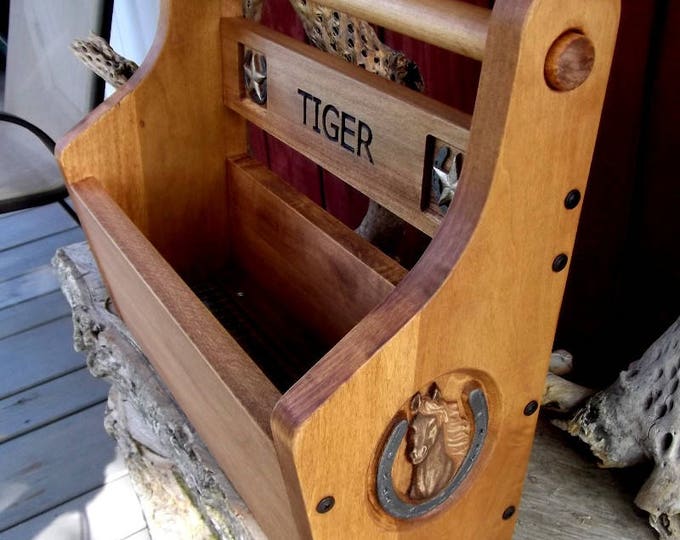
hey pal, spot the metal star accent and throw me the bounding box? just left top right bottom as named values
left=243, top=49, right=267, bottom=105
left=431, top=146, right=462, bottom=211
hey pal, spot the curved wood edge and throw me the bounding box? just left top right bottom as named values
left=69, top=177, right=301, bottom=540
left=272, top=0, right=621, bottom=538
left=56, top=0, right=247, bottom=275
left=55, top=5, right=169, bottom=157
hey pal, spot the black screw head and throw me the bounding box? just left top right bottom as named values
left=523, top=400, right=539, bottom=416
left=552, top=253, right=569, bottom=272
left=564, top=189, right=582, bottom=209
left=316, top=496, right=335, bottom=513
left=502, top=505, right=516, bottom=520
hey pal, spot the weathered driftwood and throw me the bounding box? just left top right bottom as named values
left=53, top=242, right=266, bottom=540
left=542, top=350, right=595, bottom=413
left=558, top=317, right=680, bottom=539
left=71, top=34, right=138, bottom=89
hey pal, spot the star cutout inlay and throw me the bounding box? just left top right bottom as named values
left=243, top=49, right=267, bottom=105
left=432, top=146, right=462, bottom=210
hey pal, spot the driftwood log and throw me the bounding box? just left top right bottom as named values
left=53, top=242, right=265, bottom=540
left=558, top=317, right=680, bottom=539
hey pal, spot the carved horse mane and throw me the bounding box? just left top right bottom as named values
left=408, top=385, right=471, bottom=499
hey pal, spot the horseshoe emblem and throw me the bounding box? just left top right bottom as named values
left=376, top=388, right=488, bottom=520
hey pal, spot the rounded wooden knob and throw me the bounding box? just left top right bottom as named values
left=544, top=31, right=595, bottom=91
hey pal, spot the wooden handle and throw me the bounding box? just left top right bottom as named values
left=316, top=0, right=490, bottom=60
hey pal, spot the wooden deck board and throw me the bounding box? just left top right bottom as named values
left=0, top=290, right=71, bottom=340
left=515, top=418, right=655, bottom=539
left=0, top=267, right=62, bottom=311
left=0, top=205, right=146, bottom=538
left=0, top=227, right=84, bottom=282
left=0, top=316, right=85, bottom=400
left=0, top=404, right=127, bottom=532
left=0, top=475, right=147, bottom=540
left=0, top=367, right=109, bottom=443
left=0, top=204, right=77, bottom=251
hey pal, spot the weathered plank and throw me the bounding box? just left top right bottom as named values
left=0, top=404, right=127, bottom=531
left=0, top=290, right=71, bottom=340
left=515, top=419, right=655, bottom=540
left=0, top=266, right=61, bottom=311
left=0, top=367, right=109, bottom=443
left=0, top=475, right=147, bottom=540
left=0, top=316, right=84, bottom=399
left=0, top=203, right=76, bottom=251
left=0, top=227, right=84, bottom=281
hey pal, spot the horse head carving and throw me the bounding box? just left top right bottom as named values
left=407, top=384, right=471, bottom=500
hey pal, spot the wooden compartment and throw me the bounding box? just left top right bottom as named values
left=57, top=1, right=621, bottom=538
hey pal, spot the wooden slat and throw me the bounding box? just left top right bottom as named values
left=0, top=367, right=109, bottom=443
left=222, top=17, right=471, bottom=236
left=0, top=475, right=147, bottom=540
left=0, top=316, right=84, bottom=400
left=228, top=156, right=406, bottom=345
left=0, top=203, right=75, bottom=251
left=315, top=0, right=489, bottom=60
left=0, top=404, right=127, bottom=531
left=515, top=421, right=655, bottom=540
left=0, top=227, right=84, bottom=281
left=67, top=177, right=300, bottom=540
left=0, top=266, right=61, bottom=311
left=0, top=290, right=70, bottom=340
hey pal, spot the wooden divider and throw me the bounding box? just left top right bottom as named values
left=222, top=17, right=471, bottom=236
left=227, top=156, right=406, bottom=346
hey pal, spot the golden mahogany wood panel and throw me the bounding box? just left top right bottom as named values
left=57, top=2, right=301, bottom=538
left=272, top=0, right=620, bottom=538
left=56, top=0, right=620, bottom=538
left=58, top=1, right=247, bottom=277
left=316, top=0, right=490, bottom=60
left=222, top=17, right=472, bottom=237
left=228, top=156, right=405, bottom=345
left=67, top=178, right=300, bottom=539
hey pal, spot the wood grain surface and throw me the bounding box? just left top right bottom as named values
left=222, top=17, right=471, bottom=236
left=56, top=0, right=621, bottom=538
left=228, top=155, right=405, bottom=345
left=272, top=1, right=620, bottom=538
left=67, top=177, right=299, bottom=540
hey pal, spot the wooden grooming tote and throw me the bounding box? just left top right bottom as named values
left=57, top=0, right=620, bottom=538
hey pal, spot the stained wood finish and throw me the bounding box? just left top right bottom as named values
left=222, top=17, right=471, bottom=236
left=228, top=156, right=405, bottom=345
left=272, top=1, right=620, bottom=538
left=57, top=1, right=245, bottom=277
left=66, top=177, right=299, bottom=540
left=56, top=0, right=620, bottom=539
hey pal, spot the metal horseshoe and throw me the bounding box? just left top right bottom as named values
left=376, top=388, right=489, bottom=520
